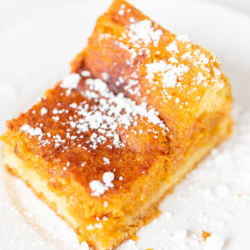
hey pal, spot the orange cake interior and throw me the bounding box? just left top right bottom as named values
left=1, top=0, right=233, bottom=250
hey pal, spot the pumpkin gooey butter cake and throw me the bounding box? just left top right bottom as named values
left=1, top=0, right=233, bottom=249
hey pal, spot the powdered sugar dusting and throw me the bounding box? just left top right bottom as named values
left=105, top=20, right=223, bottom=104
left=18, top=73, right=168, bottom=151
left=128, top=20, right=163, bottom=46
left=146, top=60, right=189, bottom=88
left=103, top=172, right=114, bottom=188
left=89, top=180, right=107, bottom=197
left=103, top=157, right=110, bottom=165
left=90, top=172, right=115, bottom=196
left=95, top=1, right=225, bottom=109
left=21, top=124, right=43, bottom=137
left=60, top=73, right=81, bottom=89
left=176, top=34, right=190, bottom=42
left=166, top=41, right=179, bottom=54
left=41, top=107, right=47, bottom=115
left=107, top=19, right=164, bottom=97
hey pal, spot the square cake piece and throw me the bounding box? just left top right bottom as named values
left=1, top=72, right=171, bottom=250
left=73, top=0, right=233, bottom=177
left=1, top=0, right=233, bottom=250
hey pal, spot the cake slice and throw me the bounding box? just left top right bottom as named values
left=1, top=71, right=172, bottom=250
left=1, top=0, right=233, bottom=250
left=73, top=0, right=233, bottom=176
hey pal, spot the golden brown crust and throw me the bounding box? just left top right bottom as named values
left=2, top=78, right=169, bottom=198
left=75, top=0, right=233, bottom=153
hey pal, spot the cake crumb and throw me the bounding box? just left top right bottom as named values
left=202, top=231, right=211, bottom=241
left=131, top=235, right=139, bottom=241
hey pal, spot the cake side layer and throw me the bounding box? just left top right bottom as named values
left=122, top=107, right=234, bottom=217
left=2, top=114, right=233, bottom=250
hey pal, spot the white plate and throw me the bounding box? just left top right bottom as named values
left=0, top=0, right=250, bottom=249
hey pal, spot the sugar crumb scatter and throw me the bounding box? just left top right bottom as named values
left=18, top=73, right=169, bottom=152
left=99, top=13, right=223, bottom=105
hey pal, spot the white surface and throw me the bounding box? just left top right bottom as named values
left=1, top=0, right=250, bottom=33
left=0, top=0, right=250, bottom=249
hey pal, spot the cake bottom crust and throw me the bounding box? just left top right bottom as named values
left=2, top=115, right=233, bottom=250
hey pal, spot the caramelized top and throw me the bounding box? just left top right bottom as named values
left=77, top=0, right=229, bottom=141
left=4, top=72, right=169, bottom=197
left=2, top=0, right=232, bottom=200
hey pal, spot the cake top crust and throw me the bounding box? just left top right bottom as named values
left=4, top=71, right=169, bottom=197
left=78, top=0, right=228, bottom=139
